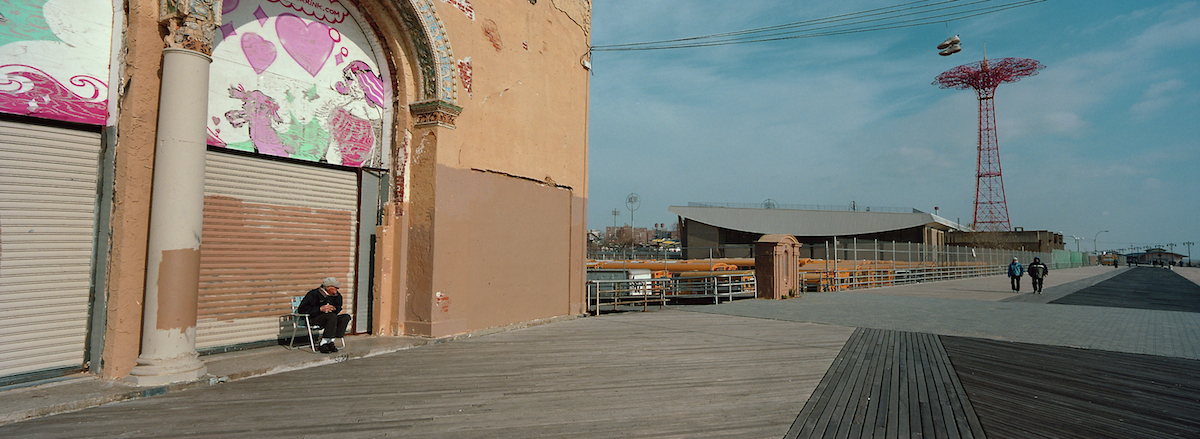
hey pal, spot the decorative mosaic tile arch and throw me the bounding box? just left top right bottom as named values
left=400, top=0, right=459, bottom=106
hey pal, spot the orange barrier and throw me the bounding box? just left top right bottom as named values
left=673, top=270, right=754, bottom=278
left=591, top=258, right=996, bottom=293
left=588, top=258, right=754, bottom=272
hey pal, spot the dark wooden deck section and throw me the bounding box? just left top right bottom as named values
left=787, top=326, right=1200, bottom=439
left=785, top=328, right=986, bottom=439
left=942, top=336, right=1200, bottom=438
left=1051, top=267, right=1200, bottom=313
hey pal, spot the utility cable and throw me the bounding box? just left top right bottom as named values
left=591, top=0, right=1047, bottom=52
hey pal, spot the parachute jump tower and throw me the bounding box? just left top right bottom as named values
left=934, top=57, right=1044, bottom=232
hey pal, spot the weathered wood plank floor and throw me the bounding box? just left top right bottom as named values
left=1051, top=267, right=1200, bottom=313
left=0, top=311, right=855, bottom=438
left=942, top=336, right=1200, bottom=438
left=785, top=328, right=985, bottom=439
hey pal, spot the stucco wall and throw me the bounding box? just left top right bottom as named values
left=96, top=0, right=590, bottom=378
left=101, top=0, right=162, bottom=379
left=414, top=0, right=590, bottom=335
left=416, top=167, right=574, bottom=335
left=432, top=0, right=589, bottom=188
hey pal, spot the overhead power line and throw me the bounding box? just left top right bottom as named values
left=591, top=0, right=1047, bottom=52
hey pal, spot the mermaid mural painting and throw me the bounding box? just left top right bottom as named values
left=0, top=0, right=112, bottom=125
left=208, top=0, right=391, bottom=168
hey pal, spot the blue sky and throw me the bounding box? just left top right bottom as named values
left=587, top=1, right=1200, bottom=255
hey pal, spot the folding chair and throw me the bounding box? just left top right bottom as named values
left=284, top=296, right=347, bottom=352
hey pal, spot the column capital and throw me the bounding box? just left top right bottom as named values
left=159, top=0, right=221, bottom=55
left=409, top=100, right=463, bottom=129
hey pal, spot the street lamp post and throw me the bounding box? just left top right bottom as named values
left=1094, top=230, right=1108, bottom=254
left=1071, top=235, right=1081, bottom=252
left=626, top=193, right=640, bottom=251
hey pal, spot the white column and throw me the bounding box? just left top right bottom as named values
left=126, top=48, right=211, bottom=386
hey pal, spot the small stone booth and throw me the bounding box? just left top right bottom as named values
left=754, top=234, right=801, bottom=300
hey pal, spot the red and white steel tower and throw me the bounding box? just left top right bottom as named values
left=934, top=57, right=1044, bottom=232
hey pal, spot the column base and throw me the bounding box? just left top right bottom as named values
left=125, top=355, right=208, bottom=386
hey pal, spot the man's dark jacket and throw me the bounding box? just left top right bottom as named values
left=298, top=287, right=342, bottom=316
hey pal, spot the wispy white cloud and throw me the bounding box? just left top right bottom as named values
left=1130, top=79, right=1186, bottom=117
left=589, top=1, right=1200, bottom=246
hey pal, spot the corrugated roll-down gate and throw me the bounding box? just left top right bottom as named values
left=0, top=120, right=102, bottom=382
left=197, top=149, right=358, bottom=351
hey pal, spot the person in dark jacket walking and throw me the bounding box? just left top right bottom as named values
left=1007, top=257, right=1024, bottom=292
left=1027, top=257, right=1048, bottom=294
left=298, top=277, right=352, bottom=353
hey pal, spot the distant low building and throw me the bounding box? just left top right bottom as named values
left=946, top=229, right=1065, bottom=253
left=670, top=202, right=965, bottom=259
left=1125, top=248, right=1185, bottom=265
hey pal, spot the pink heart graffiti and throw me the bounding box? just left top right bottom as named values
left=275, top=14, right=334, bottom=77
left=241, top=32, right=277, bottom=75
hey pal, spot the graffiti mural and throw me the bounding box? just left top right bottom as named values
left=0, top=0, right=112, bottom=125
left=209, top=0, right=391, bottom=168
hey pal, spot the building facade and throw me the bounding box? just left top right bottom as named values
left=670, top=204, right=963, bottom=259
left=0, top=0, right=589, bottom=386
left=947, top=229, right=1066, bottom=253
left=1126, top=248, right=1185, bottom=266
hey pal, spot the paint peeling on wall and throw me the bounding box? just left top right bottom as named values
left=394, top=128, right=411, bottom=217
left=160, top=0, right=221, bottom=55
left=0, top=0, right=112, bottom=125
left=435, top=291, right=450, bottom=314
left=551, top=0, right=591, bottom=37
left=439, top=0, right=474, bottom=20
left=207, top=0, right=391, bottom=168
left=481, top=19, right=502, bottom=51
left=457, top=57, right=472, bottom=97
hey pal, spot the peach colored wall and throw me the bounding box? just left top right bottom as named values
left=432, top=0, right=590, bottom=190
left=411, top=0, right=590, bottom=336
left=420, top=167, right=575, bottom=335
left=101, top=0, right=590, bottom=372
left=100, top=0, right=162, bottom=379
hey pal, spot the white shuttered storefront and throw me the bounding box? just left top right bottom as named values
left=197, top=150, right=358, bottom=350
left=0, top=121, right=101, bottom=380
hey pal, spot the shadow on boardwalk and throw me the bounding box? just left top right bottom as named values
left=2, top=267, right=1199, bottom=438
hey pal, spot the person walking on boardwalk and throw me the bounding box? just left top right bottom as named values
left=1028, top=257, right=1048, bottom=294
left=1007, top=257, right=1024, bottom=292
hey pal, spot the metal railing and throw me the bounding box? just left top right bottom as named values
left=585, top=240, right=1097, bottom=311
left=807, top=263, right=1007, bottom=292
left=585, top=273, right=756, bottom=315
left=588, top=248, right=685, bottom=261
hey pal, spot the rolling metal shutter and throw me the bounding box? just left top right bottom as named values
left=0, top=121, right=101, bottom=380
left=197, top=150, right=358, bottom=350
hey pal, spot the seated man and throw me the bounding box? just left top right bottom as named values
left=297, top=277, right=352, bottom=353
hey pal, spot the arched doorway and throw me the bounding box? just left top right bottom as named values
left=193, top=0, right=453, bottom=349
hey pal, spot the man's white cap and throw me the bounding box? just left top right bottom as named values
left=321, top=277, right=342, bottom=288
